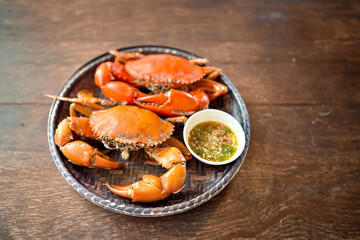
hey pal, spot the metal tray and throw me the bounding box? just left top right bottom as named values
left=47, top=46, right=250, bottom=217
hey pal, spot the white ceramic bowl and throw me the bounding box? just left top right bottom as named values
left=183, top=109, right=245, bottom=165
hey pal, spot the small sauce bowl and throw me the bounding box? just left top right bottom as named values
left=183, top=109, right=245, bottom=165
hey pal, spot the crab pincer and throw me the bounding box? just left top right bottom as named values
left=134, top=88, right=209, bottom=117
left=106, top=147, right=186, bottom=202
left=54, top=118, right=125, bottom=169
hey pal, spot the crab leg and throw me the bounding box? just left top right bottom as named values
left=106, top=147, right=186, bottom=202
left=109, top=49, right=145, bottom=63
left=204, top=66, right=222, bottom=80
left=69, top=103, right=94, bottom=117
left=189, top=58, right=209, bottom=66
left=45, top=94, right=115, bottom=109
left=189, top=57, right=221, bottom=79
left=189, top=78, right=228, bottom=101
left=165, top=116, right=188, bottom=124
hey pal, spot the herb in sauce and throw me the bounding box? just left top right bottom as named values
left=188, top=121, right=238, bottom=162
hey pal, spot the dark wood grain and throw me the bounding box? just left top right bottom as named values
left=1, top=0, right=359, bottom=239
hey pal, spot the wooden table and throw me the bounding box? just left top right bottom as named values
left=1, top=0, right=359, bottom=239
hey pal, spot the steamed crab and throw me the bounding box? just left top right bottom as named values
left=49, top=90, right=191, bottom=202
left=94, top=50, right=228, bottom=116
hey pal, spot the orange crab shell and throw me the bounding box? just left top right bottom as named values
left=89, top=106, right=174, bottom=148
left=125, top=54, right=206, bottom=87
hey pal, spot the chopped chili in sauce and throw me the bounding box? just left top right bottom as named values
left=188, top=121, right=238, bottom=162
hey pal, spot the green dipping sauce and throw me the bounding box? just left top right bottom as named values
left=188, top=121, right=238, bottom=162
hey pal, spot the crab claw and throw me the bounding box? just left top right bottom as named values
left=134, top=89, right=204, bottom=117
left=146, top=147, right=186, bottom=194
left=188, top=89, right=209, bottom=110
left=54, top=117, right=125, bottom=169
left=101, top=81, right=147, bottom=104
left=189, top=78, right=228, bottom=101
left=95, top=62, right=136, bottom=88
left=94, top=60, right=145, bottom=102
left=61, top=141, right=125, bottom=169
left=55, top=118, right=74, bottom=147
left=161, top=161, right=186, bottom=194
left=107, top=147, right=186, bottom=202
left=106, top=175, right=167, bottom=202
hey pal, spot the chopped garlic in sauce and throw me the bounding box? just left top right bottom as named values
left=188, top=121, right=238, bottom=162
